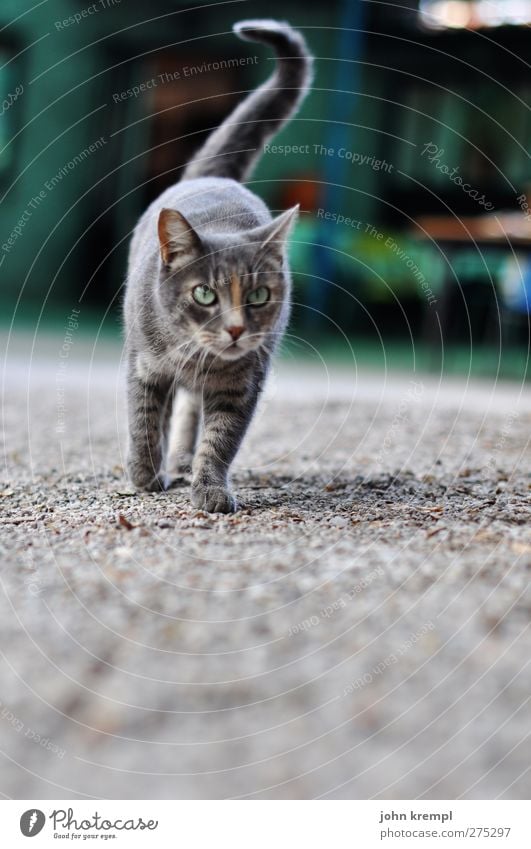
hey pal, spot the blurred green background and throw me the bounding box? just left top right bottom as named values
left=0, top=0, right=529, bottom=377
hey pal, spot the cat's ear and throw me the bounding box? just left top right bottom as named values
left=251, top=205, right=300, bottom=258
left=158, top=209, right=202, bottom=270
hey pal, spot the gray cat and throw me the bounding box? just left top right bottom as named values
left=123, top=20, right=312, bottom=512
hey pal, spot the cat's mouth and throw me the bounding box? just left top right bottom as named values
left=213, top=335, right=260, bottom=360
left=196, top=332, right=260, bottom=361
left=216, top=341, right=249, bottom=360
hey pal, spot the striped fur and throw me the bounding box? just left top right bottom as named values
left=123, top=21, right=312, bottom=512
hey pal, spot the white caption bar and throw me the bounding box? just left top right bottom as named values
left=1, top=800, right=527, bottom=847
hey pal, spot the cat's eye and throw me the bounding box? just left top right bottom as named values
left=247, top=286, right=270, bottom=306
left=192, top=284, right=217, bottom=306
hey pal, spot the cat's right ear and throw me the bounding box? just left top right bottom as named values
left=157, top=209, right=202, bottom=270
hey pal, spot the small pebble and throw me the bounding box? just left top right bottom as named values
left=329, top=516, right=348, bottom=528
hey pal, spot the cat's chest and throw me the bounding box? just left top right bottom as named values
left=135, top=347, right=239, bottom=390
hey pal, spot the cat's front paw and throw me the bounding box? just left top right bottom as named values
left=191, top=483, right=237, bottom=514
left=128, top=460, right=168, bottom=492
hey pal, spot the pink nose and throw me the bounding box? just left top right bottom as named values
left=226, top=325, right=244, bottom=341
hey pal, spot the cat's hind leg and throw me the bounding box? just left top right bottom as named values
left=166, top=389, right=200, bottom=478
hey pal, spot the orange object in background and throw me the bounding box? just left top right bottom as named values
left=280, top=174, right=321, bottom=214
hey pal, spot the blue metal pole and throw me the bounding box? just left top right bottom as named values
left=311, top=0, right=366, bottom=328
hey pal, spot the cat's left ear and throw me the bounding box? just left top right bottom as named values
left=158, top=208, right=202, bottom=270
left=251, top=205, right=300, bottom=258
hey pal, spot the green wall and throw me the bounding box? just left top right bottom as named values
left=0, top=0, right=378, bottom=320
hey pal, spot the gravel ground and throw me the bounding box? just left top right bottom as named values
left=1, top=333, right=530, bottom=799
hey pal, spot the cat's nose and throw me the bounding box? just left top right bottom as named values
left=226, top=325, right=244, bottom=341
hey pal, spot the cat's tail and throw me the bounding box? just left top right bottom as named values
left=181, top=19, right=313, bottom=182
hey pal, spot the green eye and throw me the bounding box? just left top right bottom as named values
left=247, top=286, right=270, bottom=306
left=192, top=284, right=217, bottom=306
